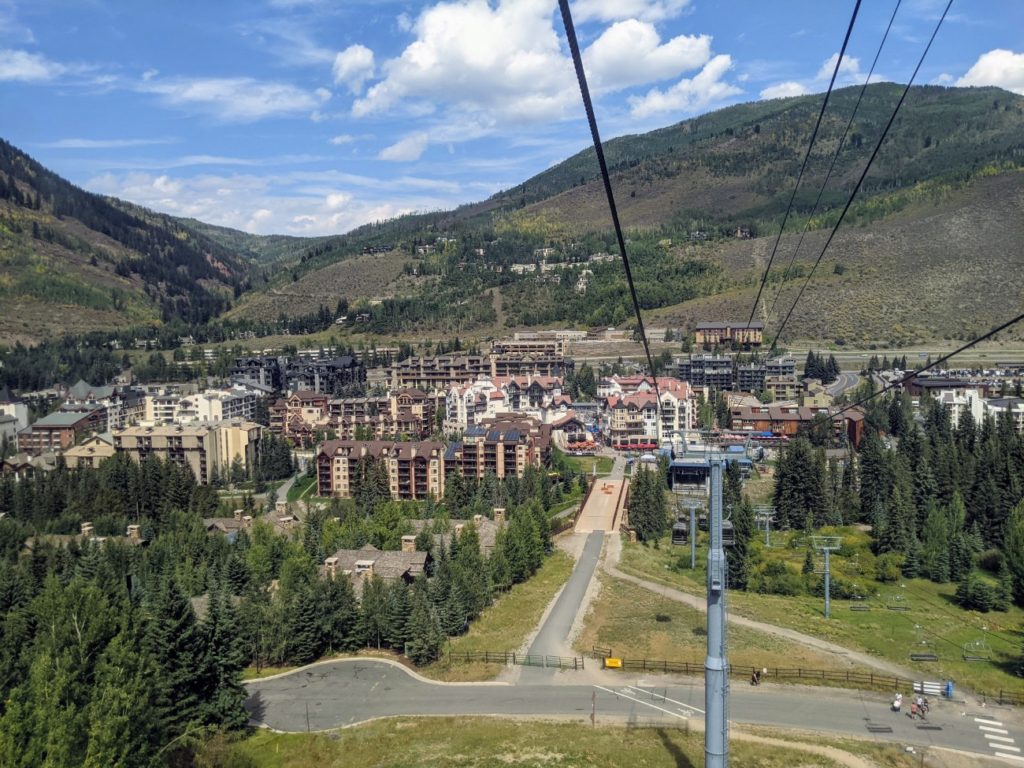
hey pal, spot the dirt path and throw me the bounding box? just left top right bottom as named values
left=603, top=534, right=921, bottom=682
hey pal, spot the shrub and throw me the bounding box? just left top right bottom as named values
left=977, top=548, right=1005, bottom=574
left=875, top=553, right=903, bottom=583
left=954, top=571, right=1005, bottom=613
left=750, top=560, right=805, bottom=596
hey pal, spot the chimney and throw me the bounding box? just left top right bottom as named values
left=401, top=534, right=417, bottom=553
left=233, top=508, right=243, bottom=521
left=454, top=523, right=465, bottom=537
left=325, top=556, right=339, bottom=579
left=493, top=507, right=506, bottom=525
left=473, top=514, right=484, bottom=525
left=275, top=500, right=288, bottom=515
left=242, top=515, right=253, bottom=528
left=126, top=524, right=141, bottom=541
left=80, top=521, right=94, bottom=538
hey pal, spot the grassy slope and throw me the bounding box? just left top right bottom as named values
left=617, top=529, right=1024, bottom=696
left=212, top=718, right=887, bottom=768
left=423, top=549, right=575, bottom=682
left=0, top=199, right=159, bottom=344
left=646, top=170, right=1024, bottom=345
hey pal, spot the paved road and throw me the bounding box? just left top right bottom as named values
left=525, top=530, right=604, bottom=659
left=827, top=371, right=862, bottom=397
left=245, top=658, right=1021, bottom=761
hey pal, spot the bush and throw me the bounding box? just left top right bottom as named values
left=875, top=553, right=903, bottom=583
left=977, top=548, right=1005, bottom=574
left=750, top=560, right=805, bottom=596
left=954, top=571, right=1005, bottom=613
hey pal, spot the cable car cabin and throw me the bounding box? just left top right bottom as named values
left=721, top=520, right=735, bottom=547
left=672, top=520, right=689, bottom=545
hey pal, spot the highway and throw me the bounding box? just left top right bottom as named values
left=245, top=658, right=1023, bottom=761
left=826, top=371, right=862, bottom=397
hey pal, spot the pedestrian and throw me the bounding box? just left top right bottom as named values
left=910, top=701, right=918, bottom=719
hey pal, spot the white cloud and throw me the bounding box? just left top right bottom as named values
left=628, top=54, right=741, bottom=118
left=933, top=72, right=954, bottom=85
left=329, top=134, right=354, bottom=145
left=84, top=169, right=470, bottom=236
left=583, top=20, right=711, bottom=92
left=332, top=44, right=375, bottom=94
left=817, top=52, right=861, bottom=81
left=138, top=77, right=325, bottom=122
left=353, top=0, right=577, bottom=124
left=956, top=49, right=1024, bottom=95
left=378, top=132, right=429, bottom=162
left=573, top=0, right=691, bottom=23
left=40, top=137, right=177, bottom=149
left=142, top=68, right=159, bottom=82
left=760, top=81, right=808, bottom=100
left=0, top=48, right=65, bottom=81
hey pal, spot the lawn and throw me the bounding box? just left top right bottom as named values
left=618, top=530, right=1024, bottom=697
left=422, top=549, right=576, bottom=682
left=575, top=573, right=872, bottom=679
left=203, top=717, right=907, bottom=768
left=561, top=453, right=613, bottom=477
left=287, top=474, right=318, bottom=503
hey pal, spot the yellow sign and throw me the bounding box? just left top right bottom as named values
left=604, top=658, right=622, bottom=669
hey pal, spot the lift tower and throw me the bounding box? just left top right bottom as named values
left=705, top=456, right=729, bottom=768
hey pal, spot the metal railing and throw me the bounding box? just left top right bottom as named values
left=447, top=650, right=584, bottom=670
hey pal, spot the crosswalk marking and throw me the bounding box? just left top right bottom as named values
left=976, top=718, right=1004, bottom=726
left=993, top=745, right=1022, bottom=753
left=987, top=735, right=1015, bottom=743
left=979, top=725, right=1009, bottom=734
left=993, top=753, right=1024, bottom=763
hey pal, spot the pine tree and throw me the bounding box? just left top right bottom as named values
left=1004, top=499, right=1024, bottom=606
left=143, top=576, right=211, bottom=737
left=286, top=586, right=324, bottom=665
left=82, top=621, right=162, bottom=768
left=202, top=587, right=248, bottom=730
left=383, top=582, right=411, bottom=649
left=405, top=584, right=443, bottom=666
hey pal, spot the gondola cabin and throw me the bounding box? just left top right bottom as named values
left=671, top=519, right=689, bottom=545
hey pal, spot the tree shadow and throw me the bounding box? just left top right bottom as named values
left=244, top=689, right=266, bottom=725
left=656, top=727, right=697, bottom=768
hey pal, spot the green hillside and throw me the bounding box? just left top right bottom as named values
left=0, top=140, right=251, bottom=344
left=229, top=84, right=1024, bottom=343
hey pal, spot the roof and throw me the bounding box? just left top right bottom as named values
left=30, top=410, right=97, bottom=428
left=696, top=321, right=764, bottom=330
left=68, top=379, right=116, bottom=401
left=325, top=545, right=427, bottom=580
left=0, top=385, right=20, bottom=404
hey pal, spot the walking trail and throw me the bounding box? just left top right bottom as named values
left=602, top=533, right=921, bottom=682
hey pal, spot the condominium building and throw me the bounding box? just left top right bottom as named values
left=269, top=391, right=330, bottom=442
left=443, top=415, right=552, bottom=480
left=316, top=439, right=446, bottom=500
left=677, top=354, right=735, bottom=390
left=17, top=408, right=105, bottom=455
left=113, top=421, right=262, bottom=484
left=694, top=321, right=764, bottom=347
left=327, top=388, right=437, bottom=440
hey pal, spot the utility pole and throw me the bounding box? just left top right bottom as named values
left=812, top=536, right=841, bottom=619
left=705, top=456, right=728, bottom=768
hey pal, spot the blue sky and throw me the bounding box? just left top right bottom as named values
left=2, top=0, right=1022, bottom=236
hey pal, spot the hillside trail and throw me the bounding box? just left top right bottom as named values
left=603, top=533, right=921, bottom=682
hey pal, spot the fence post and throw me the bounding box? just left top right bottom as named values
left=512, top=652, right=516, bottom=665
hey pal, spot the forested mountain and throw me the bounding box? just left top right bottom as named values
left=0, top=139, right=250, bottom=344
left=228, top=84, right=1024, bottom=343
left=3, top=85, right=1023, bottom=346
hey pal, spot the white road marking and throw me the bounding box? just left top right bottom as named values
left=593, top=685, right=689, bottom=721
left=979, top=725, right=1009, bottom=734
left=976, top=718, right=1005, bottom=726
left=987, top=735, right=1016, bottom=743
left=992, top=745, right=1021, bottom=753
left=625, top=685, right=705, bottom=715
left=993, top=753, right=1024, bottom=762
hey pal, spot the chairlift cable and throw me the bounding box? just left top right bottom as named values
left=745, top=0, right=863, bottom=331
left=558, top=0, right=663, bottom=413
left=766, top=0, right=902, bottom=324
left=767, top=0, right=954, bottom=350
